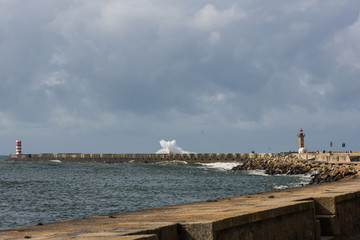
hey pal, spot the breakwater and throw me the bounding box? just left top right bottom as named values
left=9, top=151, right=360, bottom=163
left=232, top=155, right=359, bottom=184
left=9, top=152, right=282, bottom=163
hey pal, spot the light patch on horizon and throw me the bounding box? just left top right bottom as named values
left=233, top=105, right=360, bottom=131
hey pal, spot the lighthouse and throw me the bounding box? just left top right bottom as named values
left=297, top=129, right=307, bottom=153
left=16, top=140, right=22, bottom=154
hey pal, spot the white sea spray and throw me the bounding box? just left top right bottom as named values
left=156, top=139, right=190, bottom=154
left=199, top=162, right=240, bottom=171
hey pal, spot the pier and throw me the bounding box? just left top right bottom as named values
left=8, top=151, right=360, bottom=163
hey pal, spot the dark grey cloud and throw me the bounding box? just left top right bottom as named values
left=1, top=0, right=360, bottom=154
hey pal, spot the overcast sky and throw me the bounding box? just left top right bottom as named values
left=1, top=0, right=360, bottom=154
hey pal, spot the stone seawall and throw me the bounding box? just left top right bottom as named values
left=232, top=156, right=359, bottom=184
left=9, top=152, right=360, bottom=163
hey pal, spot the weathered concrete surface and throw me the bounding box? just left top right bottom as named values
left=2, top=176, right=360, bottom=240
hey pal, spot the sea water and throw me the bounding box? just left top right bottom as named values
left=0, top=155, right=311, bottom=230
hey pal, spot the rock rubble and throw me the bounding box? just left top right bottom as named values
left=232, top=156, right=358, bottom=184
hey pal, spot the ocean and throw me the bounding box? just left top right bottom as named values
left=0, top=155, right=311, bottom=230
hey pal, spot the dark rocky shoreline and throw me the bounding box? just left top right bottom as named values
left=232, top=156, right=358, bottom=184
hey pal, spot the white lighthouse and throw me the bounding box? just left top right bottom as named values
left=16, top=140, right=22, bottom=154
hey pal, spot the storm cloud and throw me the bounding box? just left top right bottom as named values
left=1, top=0, right=360, bottom=154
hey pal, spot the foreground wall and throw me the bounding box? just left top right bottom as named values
left=1, top=177, right=360, bottom=239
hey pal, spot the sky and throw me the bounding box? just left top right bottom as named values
left=1, top=0, right=360, bottom=154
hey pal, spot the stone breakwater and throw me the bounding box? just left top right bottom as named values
left=232, top=155, right=358, bottom=184
left=9, top=152, right=360, bottom=163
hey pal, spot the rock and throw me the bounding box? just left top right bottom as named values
left=232, top=156, right=358, bottom=185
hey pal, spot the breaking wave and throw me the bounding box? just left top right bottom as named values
left=156, top=160, right=188, bottom=165
left=199, top=162, right=240, bottom=171
left=50, top=160, right=62, bottom=163
left=156, top=139, right=190, bottom=154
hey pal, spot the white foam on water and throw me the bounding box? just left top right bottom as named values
left=156, top=160, right=188, bottom=165
left=199, top=162, right=240, bottom=171
left=272, top=174, right=312, bottom=189
left=156, top=139, right=190, bottom=154
left=50, top=160, right=62, bottom=163
left=274, top=185, right=289, bottom=190
left=246, top=170, right=269, bottom=176
left=298, top=174, right=313, bottom=185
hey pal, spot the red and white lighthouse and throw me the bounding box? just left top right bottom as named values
left=16, top=140, right=22, bottom=154
left=297, top=129, right=307, bottom=153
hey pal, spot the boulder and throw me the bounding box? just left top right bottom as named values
left=232, top=157, right=358, bottom=185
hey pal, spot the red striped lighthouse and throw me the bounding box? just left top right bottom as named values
left=16, top=140, right=22, bottom=154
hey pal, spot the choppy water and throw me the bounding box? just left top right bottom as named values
left=0, top=155, right=311, bottom=230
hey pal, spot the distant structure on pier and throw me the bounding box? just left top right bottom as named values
left=16, top=140, right=22, bottom=154
left=297, top=129, right=307, bottom=153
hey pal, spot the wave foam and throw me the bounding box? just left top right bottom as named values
left=199, top=162, right=240, bottom=171
left=246, top=170, right=268, bottom=176
left=156, top=160, right=188, bottom=165
left=156, top=139, right=190, bottom=154
left=50, top=160, right=62, bottom=163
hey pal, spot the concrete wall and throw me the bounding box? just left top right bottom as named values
left=186, top=201, right=318, bottom=240
left=314, top=191, right=360, bottom=237
left=315, top=154, right=351, bottom=162
left=122, top=186, right=360, bottom=240
left=3, top=179, right=360, bottom=239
